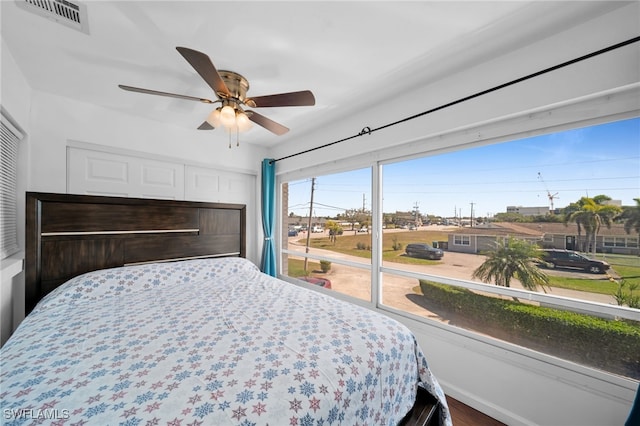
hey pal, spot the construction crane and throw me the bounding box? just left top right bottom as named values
left=537, top=172, right=559, bottom=213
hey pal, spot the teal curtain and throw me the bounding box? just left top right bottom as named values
left=260, top=158, right=276, bottom=276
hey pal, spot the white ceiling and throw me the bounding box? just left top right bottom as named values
left=1, top=1, right=630, bottom=148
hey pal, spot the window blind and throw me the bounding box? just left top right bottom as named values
left=1, top=114, right=23, bottom=259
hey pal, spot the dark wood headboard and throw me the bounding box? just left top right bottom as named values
left=25, top=192, right=246, bottom=314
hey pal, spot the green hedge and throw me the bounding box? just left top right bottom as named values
left=419, top=280, right=640, bottom=379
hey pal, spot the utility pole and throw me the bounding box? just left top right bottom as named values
left=304, top=178, right=315, bottom=272
left=470, top=202, right=475, bottom=228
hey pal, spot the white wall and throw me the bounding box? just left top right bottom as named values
left=1, top=38, right=32, bottom=346
left=272, top=4, right=640, bottom=425
left=28, top=91, right=266, bottom=193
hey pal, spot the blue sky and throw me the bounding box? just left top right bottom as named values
left=287, top=117, right=640, bottom=218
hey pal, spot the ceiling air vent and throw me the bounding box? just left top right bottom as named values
left=16, top=0, right=89, bottom=34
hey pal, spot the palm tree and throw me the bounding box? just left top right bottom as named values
left=563, top=201, right=591, bottom=252
left=622, top=197, right=640, bottom=235
left=325, top=220, right=341, bottom=244
left=564, top=196, right=622, bottom=255
left=472, top=236, right=549, bottom=292
left=622, top=198, right=640, bottom=254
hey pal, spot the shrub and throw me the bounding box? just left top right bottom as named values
left=320, top=260, right=331, bottom=273
left=419, top=279, right=640, bottom=379
left=614, top=280, right=640, bottom=309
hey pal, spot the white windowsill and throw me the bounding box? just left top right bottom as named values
left=1, top=251, right=24, bottom=281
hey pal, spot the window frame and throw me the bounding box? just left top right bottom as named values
left=278, top=158, right=640, bottom=324
left=453, top=235, right=471, bottom=246
left=278, top=167, right=375, bottom=303
left=275, top=98, right=640, bottom=382
left=0, top=112, right=24, bottom=260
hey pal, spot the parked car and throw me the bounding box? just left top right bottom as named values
left=538, top=249, right=610, bottom=274
left=288, top=229, right=298, bottom=237
left=299, top=276, right=332, bottom=289
left=405, top=243, right=444, bottom=260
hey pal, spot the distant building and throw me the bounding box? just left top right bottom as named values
left=392, top=211, right=423, bottom=227
left=603, top=199, right=622, bottom=207
left=506, top=206, right=550, bottom=216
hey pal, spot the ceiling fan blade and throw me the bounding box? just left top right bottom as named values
left=247, top=111, right=289, bottom=136
left=198, top=121, right=214, bottom=130
left=176, top=47, right=231, bottom=99
left=245, top=90, right=315, bottom=108
left=119, top=85, right=214, bottom=103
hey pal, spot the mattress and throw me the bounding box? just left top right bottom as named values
left=1, top=257, right=451, bottom=425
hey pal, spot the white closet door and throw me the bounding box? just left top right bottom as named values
left=185, top=165, right=252, bottom=204
left=67, top=147, right=184, bottom=200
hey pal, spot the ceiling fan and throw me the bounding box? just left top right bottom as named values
left=119, top=47, right=315, bottom=136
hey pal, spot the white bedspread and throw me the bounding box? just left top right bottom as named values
left=1, top=257, right=450, bottom=425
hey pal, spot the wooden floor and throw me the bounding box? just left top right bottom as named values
left=447, top=396, right=506, bottom=426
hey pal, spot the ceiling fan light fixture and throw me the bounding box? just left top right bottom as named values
left=206, top=108, right=221, bottom=127
left=220, top=105, right=236, bottom=128
left=236, top=111, right=252, bottom=132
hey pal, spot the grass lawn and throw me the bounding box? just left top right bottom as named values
left=594, top=253, right=640, bottom=268
left=546, top=275, right=618, bottom=295
left=295, top=230, right=640, bottom=298
left=546, top=259, right=640, bottom=296
left=287, top=258, right=322, bottom=278
left=302, top=229, right=449, bottom=261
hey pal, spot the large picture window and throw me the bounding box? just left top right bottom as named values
left=281, top=168, right=372, bottom=302
left=280, top=117, right=640, bottom=380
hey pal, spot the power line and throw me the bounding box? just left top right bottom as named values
left=385, top=175, right=640, bottom=187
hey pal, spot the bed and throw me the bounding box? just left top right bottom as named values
left=1, top=192, right=451, bottom=425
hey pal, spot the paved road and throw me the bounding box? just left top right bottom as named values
left=286, top=235, right=617, bottom=316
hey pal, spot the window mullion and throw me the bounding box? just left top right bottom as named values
left=371, top=163, right=383, bottom=308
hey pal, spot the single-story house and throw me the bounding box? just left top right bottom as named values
left=521, top=222, right=639, bottom=255
left=447, top=222, right=639, bottom=255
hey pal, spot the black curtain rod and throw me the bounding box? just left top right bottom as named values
left=270, top=35, right=640, bottom=165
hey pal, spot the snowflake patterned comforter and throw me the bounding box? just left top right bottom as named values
left=1, top=257, right=450, bottom=425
